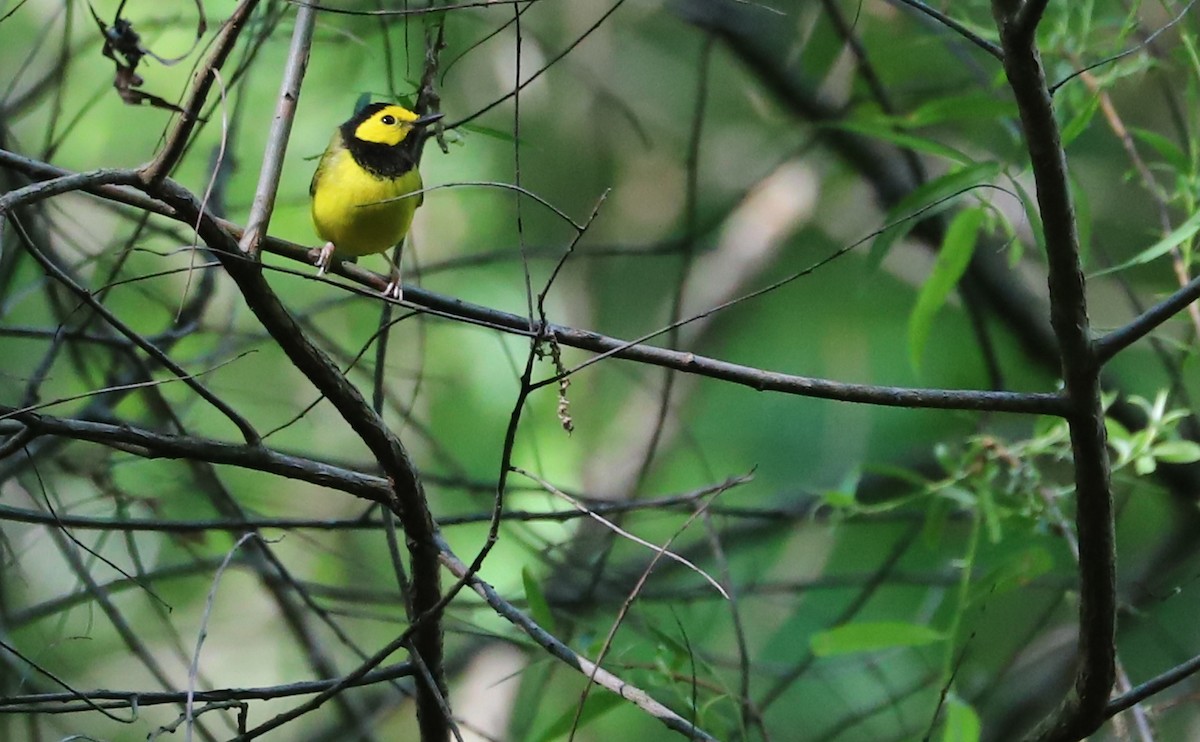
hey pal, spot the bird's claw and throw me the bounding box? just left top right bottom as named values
left=313, top=242, right=336, bottom=277
left=383, top=278, right=403, bottom=302
left=383, top=263, right=403, bottom=301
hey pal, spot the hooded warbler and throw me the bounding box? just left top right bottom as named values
left=309, top=102, right=442, bottom=300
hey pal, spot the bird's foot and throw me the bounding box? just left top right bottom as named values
left=312, top=242, right=336, bottom=277
left=383, top=264, right=403, bottom=301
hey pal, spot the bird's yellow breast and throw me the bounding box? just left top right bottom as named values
left=310, top=136, right=423, bottom=259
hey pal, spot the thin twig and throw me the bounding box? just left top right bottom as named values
left=141, top=0, right=259, bottom=184
left=1106, top=651, right=1200, bottom=718
left=4, top=205, right=261, bottom=444
left=1096, top=273, right=1200, bottom=363
left=888, top=0, right=1003, bottom=59
left=436, top=537, right=721, bottom=742
left=240, top=0, right=316, bottom=257
left=0, top=147, right=1067, bottom=416
left=514, top=467, right=735, bottom=599
left=187, top=533, right=259, bottom=742
left=0, top=662, right=415, bottom=712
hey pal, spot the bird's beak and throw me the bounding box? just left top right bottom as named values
left=413, top=112, right=445, bottom=127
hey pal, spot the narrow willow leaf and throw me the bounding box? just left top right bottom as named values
left=900, top=94, right=1018, bottom=128
left=1010, top=176, right=1046, bottom=257
left=1070, top=169, right=1093, bottom=266
left=971, top=547, right=1053, bottom=601
left=1130, top=127, right=1191, bottom=173
left=1061, top=94, right=1101, bottom=147
left=978, top=487, right=1002, bottom=544
left=522, top=567, right=556, bottom=634
left=941, top=696, right=982, bottom=742
left=461, top=123, right=521, bottom=143
left=868, top=161, right=1003, bottom=269
left=1153, top=440, right=1200, bottom=464
left=810, top=621, right=944, bottom=657
left=921, top=496, right=952, bottom=549
left=1090, top=208, right=1200, bottom=277
left=534, top=690, right=623, bottom=742
left=829, top=119, right=972, bottom=164
left=909, top=208, right=986, bottom=371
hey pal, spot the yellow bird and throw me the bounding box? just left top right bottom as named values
left=309, top=102, right=442, bottom=300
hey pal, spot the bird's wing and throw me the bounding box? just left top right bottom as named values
left=309, top=131, right=345, bottom=197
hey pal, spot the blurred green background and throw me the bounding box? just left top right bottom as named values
left=2, top=1, right=1200, bottom=740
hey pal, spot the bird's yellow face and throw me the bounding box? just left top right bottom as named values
left=352, top=105, right=423, bottom=146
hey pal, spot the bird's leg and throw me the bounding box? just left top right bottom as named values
left=382, top=258, right=403, bottom=301
left=313, top=242, right=336, bottom=276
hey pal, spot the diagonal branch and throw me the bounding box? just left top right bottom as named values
left=0, top=171, right=260, bottom=444
left=887, top=0, right=1004, bottom=60
left=141, top=0, right=259, bottom=184
left=0, top=151, right=1069, bottom=418
left=145, top=179, right=450, bottom=742
left=240, top=0, right=316, bottom=256
left=1095, top=272, right=1200, bottom=363
left=436, top=537, right=720, bottom=741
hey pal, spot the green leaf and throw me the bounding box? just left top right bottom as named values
left=909, top=208, right=986, bottom=371
left=921, top=495, right=952, bottom=549
left=460, top=123, right=521, bottom=143
left=534, top=690, right=624, bottom=742
left=1105, top=416, right=1132, bottom=442
left=810, top=621, right=944, bottom=657
left=1061, top=94, right=1101, bottom=148
left=821, top=488, right=857, bottom=509
left=522, top=567, right=556, bottom=634
left=1090, top=208, right=1200, bottom=277
left=646, top=624, right=695, bottom=670
left=972, top=547, right=1052, bottom=601
left=1135, top=455, right=1157, bottom=476
left=1010, top=177, right=1046, bottom=258
left=938, top=485, right=976, bottom=508
left=1153, top=440, right=1200, bottom=464
left=941, top=696, right=982, bottom=742
left=868, top=161, right=1003, bottom=268
left=977, top=486, right=1002, bottom=544
left=353, top=92, right=373, bottom=115
left=1130, top=127, right=1191, bottom=173
left=829, top=119, right=973, bottom=164
left=900, top=94, right=1018, bottom=128
left=1071, top=170, right=1093, bottom=266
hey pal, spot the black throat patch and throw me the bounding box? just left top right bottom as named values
left=341, top=121, right=418, bottom=179
left=337, top=102, right=425, bottom=179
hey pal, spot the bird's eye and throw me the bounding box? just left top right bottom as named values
left=381, top=115, right=396, bottom=125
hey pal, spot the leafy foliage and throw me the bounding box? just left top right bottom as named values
left=1, top=1, right=1200, bottom=741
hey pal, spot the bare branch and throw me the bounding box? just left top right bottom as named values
left=240, top=0, right=316, bottom=257
left=0, top=662, right=415, bottom=713
left=146, top=178, right=449, bottom=740
left=0, top=151, right=1069, bottom=417
left=1106, top=652, right=1200, bottom=719
left=1096, top=273, right=1200, bottom=364
left=437, top=538, right=721, bottom=742
left=141, top=0, right=259, bottom=184
left=887, top=0, right=1004, bottom=60
left=993, top=3, right=1116, bottom=739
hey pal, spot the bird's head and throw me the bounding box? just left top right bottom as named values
left=345, top=103, right=443, bottom=147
